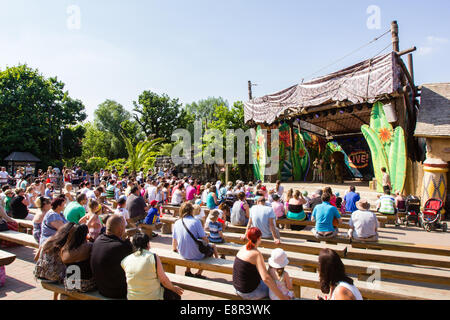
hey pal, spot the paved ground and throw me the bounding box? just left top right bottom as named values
left=1, top=218, right=449, bottom=300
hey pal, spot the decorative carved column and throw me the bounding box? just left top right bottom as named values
left=422, top=158, right=448, bottom=213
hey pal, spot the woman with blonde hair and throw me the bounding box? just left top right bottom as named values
left=63, top=183, right=75, bottom=202
left=79, top=199, right=103, bottom=241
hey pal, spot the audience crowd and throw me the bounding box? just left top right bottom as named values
left=0, top=164, right=401, bottom=300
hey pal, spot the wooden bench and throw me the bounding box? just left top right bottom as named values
left=151, top=247, right=450, bottom=300
left=345, top=246, right=450, bottom=269
left=351, top=239, right=450, bottom=257
left=0, top=250, right=16, bottom=266
left=40, top=273, right=242, bottom=300
left=0, top=230, right=39, bottom=248
left=213, top=242, right=450, bottom=286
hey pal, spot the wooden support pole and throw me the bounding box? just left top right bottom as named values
left=397, top=46, right=416, bottom=57
left=391, top=21, right=400, bottom=52
left=407, top=54, right=415, bottom=87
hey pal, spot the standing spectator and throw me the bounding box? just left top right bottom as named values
left=64, top=193, right=88, bottom=224
left=381, top=167, right=392, bottom=193
left=25, top=164, right=34, bottom=177
left=32, top=196, right=51, bottom=244
left=10, top=188, right=34, bottom=220
left=126, top=186, right=148, bottom=220
left=0, top=167, right=11, bottom=187
left=274, top=180, right=284, bottom=198
left=60, top=224, right=96, bottom=293
left=311, top=193, right=342, bottom=239
left=232, top=227, right=290, bottom=300
left=172, top=202, right=215, bottom=279
left=344, top=186, right=360, bottom=213
left=39, top=197, right=68, bottom=246
left=241, top=197, right=281, bottom=244
left=121, top=232, right=184, bottom=300
left=348, top=200, right=379, bottom=241
left=3, top=189, right=13, bottom=215
left=90, top=215, right=133, bottom=299
left=317, top=248, right=363, bottom=300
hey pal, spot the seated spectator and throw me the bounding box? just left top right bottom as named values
left=205, top=186, right=219, bottom=210
left=241, top=197, right=281, bottom=244
left=201, top=183, right=211, bottom=205
left=344, top=186, right=360, bottom=213
left=126, top=186, right=148, bottom=221
left=60, top=224, right=96, bottom=293
left=309, top=189, right=323, bottom=211
left=377, top=188, right=399, bottom=226
left=347, top=200, right=379, bottom=242
left=172, top=202, right=216, bottom=279
left=206, top=210, right=224, bottom=245
left=231, top=192, right=250, bottom=226
left=64, top=193, right=87, bottom=224
left=185, top=180, right=197, bottom=202
left=63, top=183, right=75, bottom=202
left=90, top=215, right=134, bottom=299
left=40, top=197, right=68, bottom=246
left=115, top=196, right=130, bottom=227
left=232, top=227, right=290, bottom=300
left=317, top=248, right=363, bottom=300
left=34, top=222, right=75, bottom=283
left=287, top=191, right=307, bottom=231
left=267, top=248, right=295, bottom=300
left=302, top=191, right=311, bottom=209
left=26, top=186, right=37, bottom=209
left=121, top=232, right=184, bottom=300
left=192, top=204, right=206, bottom=227
left=79, top=199, right=103, bottom=242
left=171, top=184, right=185, bottom=206
left=44, top=183, right=54, bottom=200
left=323, top=187, right=337, bottom=207
left=271, top=194, right=285, bottom=220
left=144, top=200, right=161, bottom=238
left=10, top=188, right=34, bottom=220
left=311, top=193, right=342, bottom=239
left=395, top=191, right=406, bottom=213
left=335, top=192, right=342, bottom=209
left=32, top=196, right=51, bottom=244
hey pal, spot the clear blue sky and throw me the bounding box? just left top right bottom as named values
left=1, top=0, right=449, bottom=119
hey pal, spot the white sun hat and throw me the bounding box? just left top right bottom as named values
left=268, top=248, right=289, bottom=269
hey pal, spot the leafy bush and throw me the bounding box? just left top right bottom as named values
left=86, top=157, right=109, bottom=173
left=106, top=158, right=127, bottom=175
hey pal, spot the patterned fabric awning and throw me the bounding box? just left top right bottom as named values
left=244, top=52, right=402, bottom=124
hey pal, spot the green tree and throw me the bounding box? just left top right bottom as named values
left=133, top=91, right=184, bottom=141
left=120, top=119, right=145, bottom=146
left=185, top=97, right=229, bottom=124
left=0, top=64, right=86, bottom=164
left=122, top=134, right=164, bottom=172
left=81, top=122, right=113, bottom=160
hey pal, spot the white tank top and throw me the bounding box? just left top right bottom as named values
left=331, top=281, right=363, bottom=300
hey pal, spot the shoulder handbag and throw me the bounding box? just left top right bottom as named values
left=181, top=218, right=214, bottom=258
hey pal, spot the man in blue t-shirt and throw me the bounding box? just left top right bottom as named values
left=312, top=192, right=342, bottom=238
left=344, top=186, right=360, bottom=213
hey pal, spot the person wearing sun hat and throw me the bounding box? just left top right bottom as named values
left=267, top=248, right=295, bottom=300
left=347, top=199, right=379, bottom=242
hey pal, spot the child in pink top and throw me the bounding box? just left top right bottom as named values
left=271, top=194, right=286, bottom=219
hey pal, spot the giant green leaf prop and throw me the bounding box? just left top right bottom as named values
left=278, top=123, right=293, bottom=181
left=251, top=126, right=266, bottom=182
left=361, top=102, right=406, bottom=193
left=292, top=127, right=310, bottom=181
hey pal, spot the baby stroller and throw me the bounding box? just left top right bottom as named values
left=420, top=198, right=448, bottom=232
left=401, top=196, right=421, bottom=227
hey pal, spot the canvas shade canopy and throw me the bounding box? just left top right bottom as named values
left=244, top=52, right=403, bottom=135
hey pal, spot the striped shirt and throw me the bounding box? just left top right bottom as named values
left=379, top=195, right=395, bottom=215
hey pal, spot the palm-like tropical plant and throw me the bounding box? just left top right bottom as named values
left=121, top=133, right=164, bottom=172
